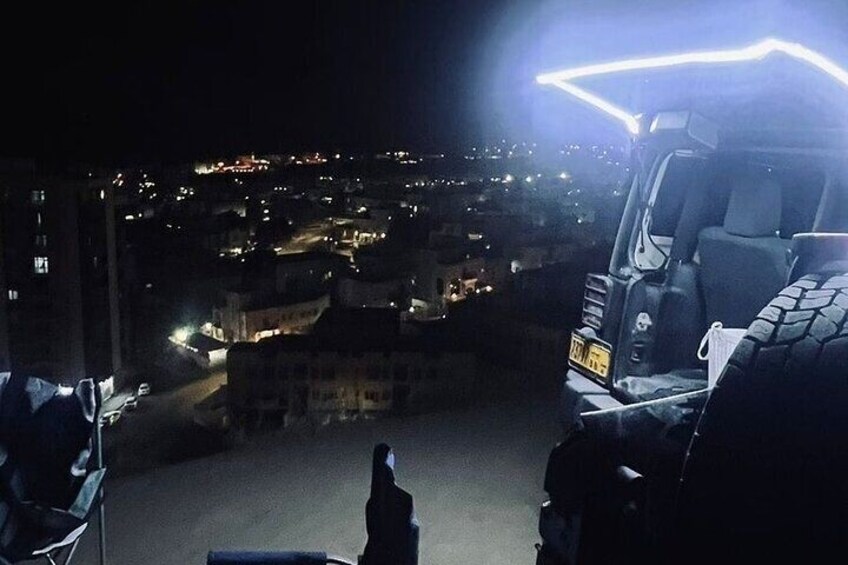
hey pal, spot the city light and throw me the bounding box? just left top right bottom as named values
left=536, top=38, right=848, bottom=136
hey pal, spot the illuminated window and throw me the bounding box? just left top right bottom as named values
left=35, top=234, right=47, bottom=247
left=31, top=190, right=45, bottom=205
left=34, top=256, right=49, bottom=274
left=7, top=289, right=18, bottom=301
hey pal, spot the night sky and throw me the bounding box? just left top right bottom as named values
left=3, top=0, right=848, bottom=165
left=1, top=1, right=508, bottom=164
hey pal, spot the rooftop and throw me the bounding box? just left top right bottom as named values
left=229, top=308, right=465, bottom=356
left=186, top=332, right=228, bottom=352
left=244, top=288, right=330, bottom=311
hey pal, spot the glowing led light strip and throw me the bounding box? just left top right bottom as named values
left=550, top=81, right=642, bottom=135
left=536, top=38, right=848, bottom=136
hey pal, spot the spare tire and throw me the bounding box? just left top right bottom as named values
left=676, top=272, right=848, bottom=559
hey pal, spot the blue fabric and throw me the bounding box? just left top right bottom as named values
left=207, top=551, right=327, bottom=565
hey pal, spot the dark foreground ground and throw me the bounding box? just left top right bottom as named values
left=77, top=385, right=560, bottom=564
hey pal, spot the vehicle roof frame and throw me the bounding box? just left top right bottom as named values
left=537, top=38, right=848, bottom=136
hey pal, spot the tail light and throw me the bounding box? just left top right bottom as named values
left=582, top=274, right=610, bottom=331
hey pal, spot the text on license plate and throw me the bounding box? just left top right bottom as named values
left=569, top=333, right=611, bottom=381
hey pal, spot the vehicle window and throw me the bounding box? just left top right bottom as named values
left=650, top=155, right=698, bottom=237
left=779, top=167, right=825, bottom=237
left=816, top=177, right=848, bottom=232
left=634, top=152, right=703, bottom=271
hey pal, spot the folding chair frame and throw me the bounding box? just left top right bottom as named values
left=40, top=395, right=108, bottom=565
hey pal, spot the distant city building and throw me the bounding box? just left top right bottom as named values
left=202, top=212, right=251, bottom=256
left=205, top=252, right=344, bottom=344
left=212, top=289, right=330, bottom=343
left=413, top=248, right=498, bottom=312
left=507, top=241, right=577, bottom=273
left=332, top=216, right=388, bottom=249
left=0, top=165, right=124, bottom=384
left=172, top=331, right=228, bottom=369
left=195, top=155, right=271, bottom=175
left=450, top=292, right=571, bottom=396
left=336, top=274, right=408, bottom=310
left=226, top=308, right=475, bottom=424
left=274, top=251, right=345, bottom=294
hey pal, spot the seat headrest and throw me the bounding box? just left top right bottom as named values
left=723, top=174, right=782, bottom=237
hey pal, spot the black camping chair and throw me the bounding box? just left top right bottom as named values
left=0, top=373, right=107, bottom=565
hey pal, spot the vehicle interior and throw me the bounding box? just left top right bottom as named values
left=554, top=52, right=848, bottom=402
left=607, top=142, right=847, bottom=402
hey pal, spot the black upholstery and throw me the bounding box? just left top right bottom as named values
left=697, top=175, right=791, bottom=328
left=721, top=176, right=782, bottom=237
left=0, top=374, right=104, bottom=563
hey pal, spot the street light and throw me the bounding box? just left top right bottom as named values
left=172, top=327, right=190, bottom=343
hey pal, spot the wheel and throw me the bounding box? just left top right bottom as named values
left=676, top=272, right=848, bottom=558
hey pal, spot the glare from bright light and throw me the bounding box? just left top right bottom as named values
left=172, top=327, right=190, bottom=343
left=536, top=38, right=848, bottom=136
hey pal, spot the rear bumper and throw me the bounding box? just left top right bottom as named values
left=559, top=370, right=622, bottom=431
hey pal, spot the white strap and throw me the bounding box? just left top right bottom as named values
left=697, top=321, right=724, bottom=361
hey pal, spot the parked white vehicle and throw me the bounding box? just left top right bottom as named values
left=137, top=382, right=151, bottom=396
left=99, top=410, right=122, bottom=427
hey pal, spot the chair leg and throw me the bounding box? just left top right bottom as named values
left=95, top=414, right=107, bottom=565
left=63, top=536, right=81, bottom=565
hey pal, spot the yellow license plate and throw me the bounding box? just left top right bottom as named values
left=569, top=333, right=611, bottom=382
